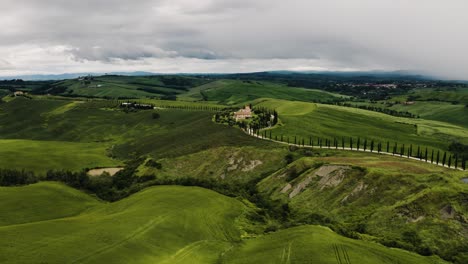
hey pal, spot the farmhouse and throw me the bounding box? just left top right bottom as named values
left=13, top=91, right=24, bottom=96
left=234, top=105, right=252, bottom=121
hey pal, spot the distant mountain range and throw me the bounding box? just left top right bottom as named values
left=0, top=70, right=460, bottom=82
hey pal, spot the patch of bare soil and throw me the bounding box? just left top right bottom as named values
left=317, top=165, right=350, bottom=190
left=226, top=154, right=263, bottom=172
left=242, top=160, right=263, bottom=171
left=281, top=183, right=292, bottom=193
left=87, top=167, right=123, bottom=176
left=289, top=175, right=314, bottom=198
left=287, top=165, right=351, bottom=198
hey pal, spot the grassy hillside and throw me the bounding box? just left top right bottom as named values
left=137, top=146, right=288, bottom=183
left=255, top=98, right=468, bottom=153
left=257, top=150, right=468, bottom=262
left=41, top=75, right=211, bottom=99
left=0, top=182, right=100, bottom=226
left=0, top=139, right=119, bottom=173
left=224, top=225, right=446, bottom=264
left=0, top=182, right=447, bottom=264
left=388, top=101, right=468, bottom=128
left=178, top=80, right=346, bottom=105
left=0, top=97, right=271, bottom=172
left=391, top=87, right=468, bottom=105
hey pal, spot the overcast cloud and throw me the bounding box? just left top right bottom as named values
left=0, top=0, right=467, bottom=79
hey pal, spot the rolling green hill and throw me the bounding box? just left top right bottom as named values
left=224, top=225, right=446, bottom=264
left=0, top=77, right=467, bottom=263
left=255, top=98, right=468, bottom=153
left=0, top=97, right=270, bottom=172
left=0, top=182, right=448, bottom=264
left=178, top=80, right=347, bottom=105
left=390, top=87, right=468, bottom=105
left=388, top=101, right=468, bottom=128
left=38, top=75, right=211, bottom=99
left=257, top=151, right=468, bottom=262
left=0, top=139, right=120, bottom=173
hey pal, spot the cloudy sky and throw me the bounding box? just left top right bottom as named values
left=0, top=0, right=467, bottom=79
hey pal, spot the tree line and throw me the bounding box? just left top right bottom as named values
left=250, top=131, right=466, bottom=170
left=333, top=102, right=417, bottom=118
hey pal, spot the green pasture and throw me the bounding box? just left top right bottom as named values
left=390, top=87, right=468, bottom=104
left=0, top=182, right=447, bottom=264
left=224, top=225, right=446, bottom=264
left=255, top=99, right=468, bottom=153
left=388, top=101, right=468, bottom=128
left=0, top=139, right=119, bottom=173
left=178, top=80, right=346, bottom=105
left=54, top=75, right=209, bottom=99
left=0, top=97, right=270, bottom=172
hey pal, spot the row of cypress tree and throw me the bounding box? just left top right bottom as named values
left=249, top=129, right=466, bottom=170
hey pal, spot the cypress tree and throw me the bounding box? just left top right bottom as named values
left=269, top=131, right=272, bottom=139
left=416, top=146, right=420, bottom=159
left=350, top=137, right=353, bottom=150
left=319, top=139, right=322, bottom=148
left=448, top=155, right=452, bottom=168
left=342, top=137, right=345, bottom=149
left=357, top=137, right=360, bottom=150
left=442, top=152, right=447, bottom=166
left=294, top=136, right=297, bottom=145
left=436, top=150, right=440, bottom=164
left=386, top=141, right=390, bottom=153
left=370, top=140, right=374, bottom=152
left=462, top=156, right=466, bottom=170
left=455, top=155, right=458, bottom=169
left=424, top=147, right=428, bottom=162
left=400, top=144, right=405, bottom=156
left=408, top=144, right=412, bottom=158
left=335, top=138, right=338, bottom=149
left=393, top=142, right=397, bottom=155
left=302, top=138, right=305, bottom=147
left=309, top=136, right=312, bottom=146
left=275, top=135, right=278, bottom=141
left=431, top=149, right=434, bottom=163
left=363, top=139, right=367, bottom=151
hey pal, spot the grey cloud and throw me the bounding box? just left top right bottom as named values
left=0, top=59, right=12, bottom=70
left=1, top=0, right=468, bottom=78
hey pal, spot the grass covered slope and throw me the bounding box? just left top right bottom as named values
left=255, top=98, right=468, bottom=152
left=0, top=182, right=447, bottom=264
left=44, top=75, right=210, bottom=99
left=0, top=97, right=270, bottom=172
left=137, top=146, right=288, bottom=183
left=388, top=101, right=468, bottom=128
left=0, top=139, right=120, bottom=173
left=0, top=182, right=100, bottom=226
left=257, top=150, right=468, bottom=262
left=224, top=226, right=446, bottom=264
left=0, top=183, right=245, bottom=264
left=179, top=80, right=346, bottom=105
